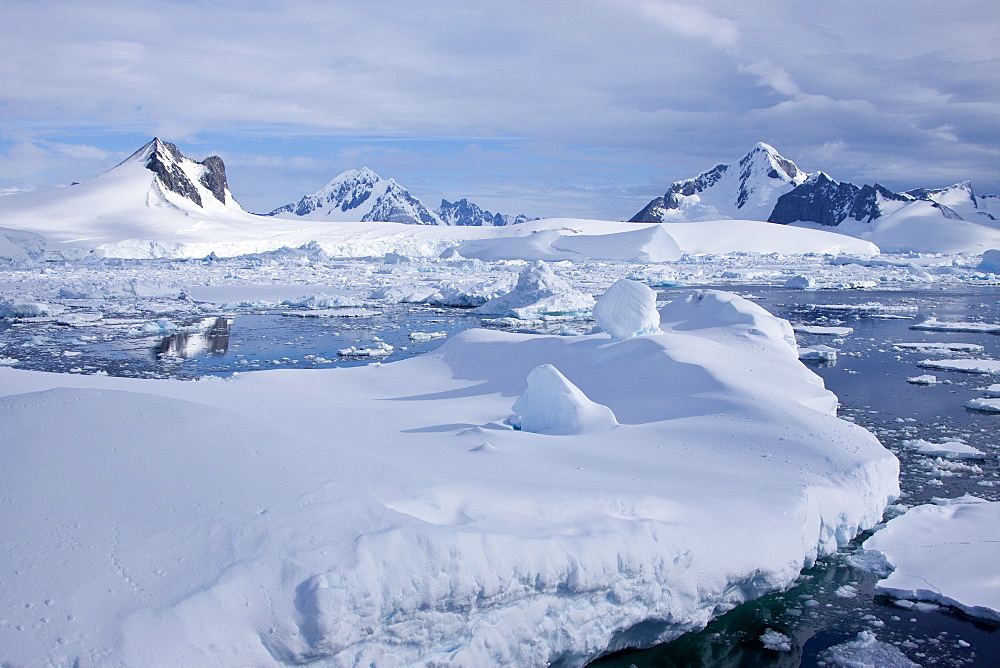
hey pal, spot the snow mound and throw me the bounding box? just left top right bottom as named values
left=861, top=496, right=1000, bottom=622
left=509, top=363, right=618, bottom=435
left=592, top=279, right=661, bottom=341
left=474, top=260, right=595, bottom=319
left=659, top=289, right=798, bottom=357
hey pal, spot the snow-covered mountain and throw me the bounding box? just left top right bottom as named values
left=0, top=138, right=265, bottom=255
left=437, top=198, right=533, bottom=227
left=268, top=168, right=441, bottom=225
left=269, top=169, right=532, bottom=227
left=630, top=143, right=808, bottom=223
left=631, top=144, right=1000, bottom=253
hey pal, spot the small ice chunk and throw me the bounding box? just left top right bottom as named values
left=793, top=324, right=853, bottom=336
left=509, top=364, right=618, bottom=435
left=798, top=345, right=837, bottom=362
left=409, top=331, right=448, bottom=343
left=337, top=342, right=394, bottom=358
left=817, top=631, right=918, bottom=667
left=592, top=278, right=661, bottom=341
left=906, top=374, right=938, bottom=385
left=984, top=383, right=1000, bottom=397
left=760, top=628, right=792, bottom=652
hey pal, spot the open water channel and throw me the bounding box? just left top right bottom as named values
left=1, top=285, right=998, bottom=666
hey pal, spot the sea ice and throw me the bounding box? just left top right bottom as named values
left=759, top=628, right=792, bottom=652
left=817, top=630, right=918, bottom=667
left=906, top=374, right=938, bottom=384
left=793, top=325, right=854, bottom=336
left=509, top=363, right=618, bottom=435
left=902, top=439, right=985, bottom=459
left=965, top=397, right=1000, bottom=413
left=861, top=496, right=1000, bottom=623
left=910, top=318, right=1000, bottom=333
left=917, top=358, right=1000, bottom=374
left=893, top=342, right=984, bottom=353
left=592, top=278, right=661, bottom=341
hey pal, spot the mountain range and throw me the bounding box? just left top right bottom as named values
left=267, top=168, right=533, bottom=226
left=631, top=142, right=998, bottom=232
left=1, top=137, right=998, bottom=257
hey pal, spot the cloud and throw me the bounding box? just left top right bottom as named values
left=0, top=0, right=997, bottom=217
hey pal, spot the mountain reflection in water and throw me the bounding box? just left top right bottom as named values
left=156, top=317, right=230, bottom=359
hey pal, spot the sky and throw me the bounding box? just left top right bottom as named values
left=1, top=0, right=997, bottom=220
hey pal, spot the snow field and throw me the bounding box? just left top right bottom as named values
left=0, top=289, right=899, bottom=666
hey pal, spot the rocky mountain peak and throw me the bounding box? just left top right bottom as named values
left=121, top=138, right=231, bottom=208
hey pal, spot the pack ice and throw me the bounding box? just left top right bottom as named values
left=0, top=289, right=899, bottom=666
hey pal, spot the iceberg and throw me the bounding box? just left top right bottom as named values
left=474, top=260, right=595, bottom=319
left=0, top=289, right=899, bottom=666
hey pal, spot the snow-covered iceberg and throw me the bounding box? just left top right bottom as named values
left=474, top=260, right=595, bottom=318
left=0, top=290, right=899, bottom=666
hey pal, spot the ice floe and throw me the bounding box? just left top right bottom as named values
left=917, top=358, right=1000, bottom=374
left=861, top=496, right=1000, bottom=623
left=793, top=325, right=854, bottom=336
left=910, top=318, right=1000, bottom=333
left=902, top=439, right=985, bottom=459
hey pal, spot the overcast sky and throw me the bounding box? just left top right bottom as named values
left=1, top=0, right=997, bottom=219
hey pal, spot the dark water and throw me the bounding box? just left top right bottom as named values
left=592, top=287, right=1000, bottom=667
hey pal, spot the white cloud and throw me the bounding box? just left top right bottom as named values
left=0, top=0, right=997, bottom=217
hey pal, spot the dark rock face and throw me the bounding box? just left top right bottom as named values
left=145, top=140, right=204, bottom=206
left=137, top=138, right=230, bottom=207
left=666, top=164, right=728, bottom=209
left=198, top=156, right=228, bottom=204
left=850, top=184, right=912, bottom=223
left=628, top=196, right=668, bottom=223
left=438, top=198, right=532, bottom=226
left=768, top=173, right=861, bottom=226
